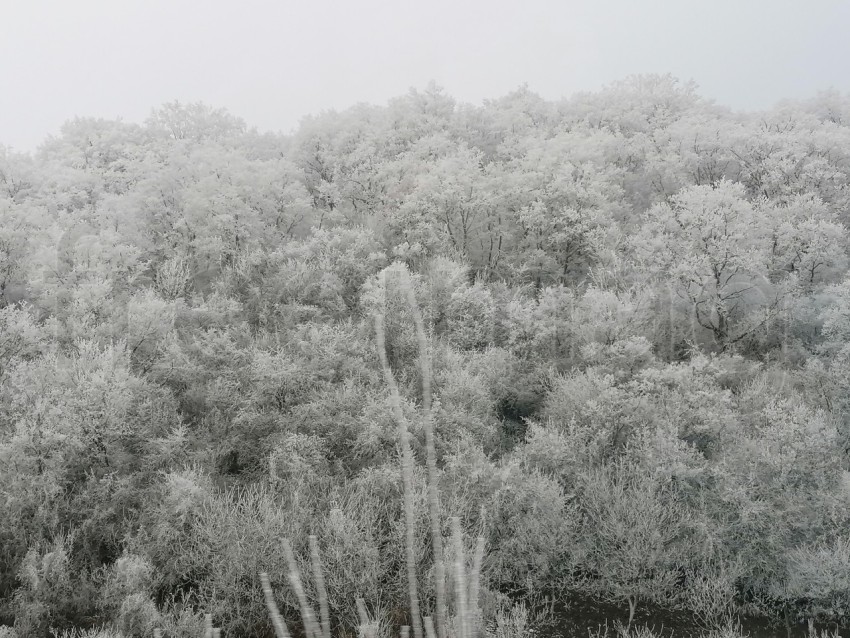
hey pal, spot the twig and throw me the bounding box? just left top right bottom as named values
left=451, top=518, right=469, bottom=638
left=403, top=273, right=447, bottom=638
left=309, top=535, right=332, bottom=638
left=424, top=617, right=438, bottom=638
left=468, top=536, right=486, bottom=638
left=284, top=538, right=323, bottom=638
left=261, top=571, right=292, bottom=638
left=356, top=598, right=377, bottom=638
left=375, top=267, right=423, bottom=638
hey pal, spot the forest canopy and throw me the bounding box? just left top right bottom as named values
left=2, top=75, right=850, bottom=637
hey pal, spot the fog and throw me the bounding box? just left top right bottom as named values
left=2, top=0, right=849, bottom=150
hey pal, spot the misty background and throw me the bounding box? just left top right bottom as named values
left=2, top=0, right=850, bottom=152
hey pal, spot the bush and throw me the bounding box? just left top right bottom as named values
left=445, top=283, right=496, bottom=351
left=573, top=458, right=690, bottom=622
left=786, top=537, right=850, bottom=624
left=13, top=536, right=97, bottom=637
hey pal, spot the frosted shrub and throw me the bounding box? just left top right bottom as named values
left=162, top=467, right=212, bottom=521
left=268, top=432, right=330, bottom=484
left=102, top=554, right=155, bottom=604
left=360, top=262, right=423, bottom=368
left=154, top=256, right=192, bottom=300
left=682, top=562, right=742, bottom=628
left=488, top=602, right=531, bottom=638
left=49, top=629, right=123, bottom=638
left=421, top=256, right=471, bottom=333
left=786, top=537, right=850, bottom=623
left=13, top=536, right=91, bottom=637
left=580, top=336, right=655, bottom=379
left=446, top=283, right=496, bottom=351
left=574, top=459, right=689, bottom=625
left=101, top=554, right=160, bottom=637
left=116, top=593, right=160, bottom=638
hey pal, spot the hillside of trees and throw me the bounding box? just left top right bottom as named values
left=2, top=75, right=850, bottom=637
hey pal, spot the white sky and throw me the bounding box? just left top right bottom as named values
left=2, top=0, right=849, bottom=151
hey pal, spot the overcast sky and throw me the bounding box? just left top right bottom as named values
left=2, top=0, right=849, bottom=151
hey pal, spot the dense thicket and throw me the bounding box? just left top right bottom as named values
left=2, top=75, right=850, bottom=637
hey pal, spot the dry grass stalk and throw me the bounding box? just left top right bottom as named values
left=451, top=518, right=469, bottom=638
left=423, top=617, right=438, bottom=638
left=403, top=275, right=447, bottom=638
left=450, top=518, right=485, bottom=638
left=283, top=538, right=323, bottom=638
left=355, top=598, right=377, bottom=638
left=309, top=535, right=332, bottom=638
left=255, top=264, right=487, bottom=638
left=260, top=571, right=292, bottom=638
left=374, top=268, right=423, bottom=638
left=468, top=537, right=485, bottom=638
